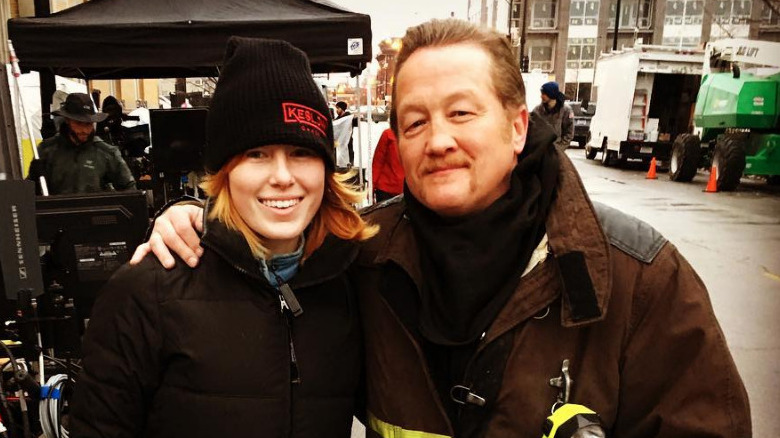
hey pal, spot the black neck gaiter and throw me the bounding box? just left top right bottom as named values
left=405, top=124, right=560, bottom=347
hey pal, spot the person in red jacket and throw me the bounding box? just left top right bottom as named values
left=372, top=128, right=405, bottom=202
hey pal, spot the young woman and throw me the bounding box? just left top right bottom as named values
left=70, top=37, right=376, bottom=438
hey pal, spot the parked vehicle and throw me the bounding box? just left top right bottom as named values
left=569, top=101, right=597, bottom=148
left=357, top=105, right=388, bottom=122
left=370, top=106, right=388, bottom=122
left=586, top=44, right=703, bottom=166
left=668, top=38, right=780, bottom=191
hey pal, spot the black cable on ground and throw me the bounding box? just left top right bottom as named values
left=0, top=378, right=19, bottom=438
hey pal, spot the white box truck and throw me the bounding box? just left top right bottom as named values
left=586, top=44, right=704, bottom=167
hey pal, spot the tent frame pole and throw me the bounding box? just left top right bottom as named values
left=0, top=63, right=23, bottom=180
left=354, top=75, right=363, bottom=189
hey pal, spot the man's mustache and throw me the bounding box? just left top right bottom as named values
left=421, top=158, right=470, bottom=174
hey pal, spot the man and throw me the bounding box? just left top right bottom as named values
left=90, top=89, right=101, bottom=110
left=335, top=101, right=357, bottom=165
left=532, top=81, right=574, bottom=151
left=97, top=95, right=128, bottom=147
left=133, top=20, right=750, bottom=437
left=371, top=127, right=404, bottom=202
left=29, top=93, right=135, bottom=195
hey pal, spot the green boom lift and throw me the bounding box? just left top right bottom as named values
left=668, top=38, right=780, bottom=190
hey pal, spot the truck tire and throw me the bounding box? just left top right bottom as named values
left=600, top=139, right=616, bottom=166
left=602, top=150, right=618, bottom=166
left=712, top=136, right=746, bottom=191
left=585, top=144, right=598, bottom=159
left=669, top=133, right=701, bottom=182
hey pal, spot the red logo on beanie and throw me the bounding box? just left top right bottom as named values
left=282, top=103, right=328, bottom=138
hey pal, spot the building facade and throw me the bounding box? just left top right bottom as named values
left=375, top=37, right=402, bottom=107
left=468, top=0, right=514, bottom=33
left=469, top=0, right=780, bottom=101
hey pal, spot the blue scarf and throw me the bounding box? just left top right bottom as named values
left=259, top=238, right=304, bottom=287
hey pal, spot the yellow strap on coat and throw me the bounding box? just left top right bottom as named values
left=368, top=412, right=452, bottom=438
left=543, top=403, right=598, bottom=438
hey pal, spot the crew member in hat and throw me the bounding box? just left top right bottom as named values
left=532, top=81, right=574, bottom=151
left=70, top=37, right=377, bottom=438
left=28, top=92, right=135, bottom=194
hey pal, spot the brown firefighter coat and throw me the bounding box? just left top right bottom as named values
left=352, top=151, right=751, bottom=438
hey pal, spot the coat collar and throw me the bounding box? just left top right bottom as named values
left=200, top=198, right=359, bottom=288
left=545, top=151, right=612, bottom=327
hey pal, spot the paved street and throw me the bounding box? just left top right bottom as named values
left=568, top=148, right=780, bottom=437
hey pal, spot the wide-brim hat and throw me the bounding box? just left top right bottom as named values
left=53, top=92, right=107, bottom=123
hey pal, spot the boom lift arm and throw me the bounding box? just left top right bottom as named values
left=704, top=38, right=780, bottom=75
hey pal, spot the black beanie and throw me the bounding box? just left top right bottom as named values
left=205, top=36, right=335, bottom=172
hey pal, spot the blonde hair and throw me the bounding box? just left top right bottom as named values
left=200, top=156, right=378, bottom=260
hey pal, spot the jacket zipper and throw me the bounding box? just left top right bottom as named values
left=271, top=270, right=302, bottom=438
left=271, top=270, right=303, bottom=385
left=200, top=241, right=303, bottom=436
left=279, top=291, right=302, bottom=385
left=199, top=244, right=304, bottom=385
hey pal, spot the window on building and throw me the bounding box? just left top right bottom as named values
left=566, top=38, right=597, bottom=69
left=530, top=0, right=558, bottom=29
left=761, top=2, right=780, bottom=25
left=713, top=0, right=731, bottom=17
left=712, top=0, right=751, bottom=32
left=511, top=1, right=522, bottom=29
left=570, top=0, right=600, bottom=25
left=564, top=83, right=592, bottom=101
left=565, top=83, right=578, bottom=99
left=510, top=2, right=523, bottom=38
left=729, top=0, right=751, bottom=23
left=664, top=0, right=703, bottom=25
left=609, top=0, right=653, bottom=28
left=686, top=0, right=704, bottom=24
left=571, top=1, right=583, bottom=19
left=586, top=0, right=600, bottom=23
left=529, top=42, right=554, bottom=71
left=662, top=35, right=701, bottom=46
left=665, top=0, right=684, bottom=21
left=581, top=43, right=596, bottom=68
left=512, top=1, right=522, bottom=20
left=567, top=44, right=582, bottom=69
left=637, top=0, right=653, bottom=27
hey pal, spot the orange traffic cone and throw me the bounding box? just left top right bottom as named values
left=645, top=157, right=658, bottom=179
left=705, top=165, right=718, bottom=192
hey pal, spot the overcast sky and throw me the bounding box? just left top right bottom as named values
left=328, top=0, right=469, bottom=48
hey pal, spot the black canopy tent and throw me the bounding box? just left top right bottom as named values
left=2, top=0, right=371, bottom=185
left=6, top=0, right=372, bottom=79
